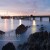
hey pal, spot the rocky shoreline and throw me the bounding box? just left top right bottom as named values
left=17, top=31, right=50, bottom=50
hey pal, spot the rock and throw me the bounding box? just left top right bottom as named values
left=0, top=30, right=5, bottom=34
left=2, top=42, right=16, bottom=50
left=18, top=31, right=49, bottom=50
left=16, top=24, right=28, bottom=34
left=37, top=25, right=39, bottom=26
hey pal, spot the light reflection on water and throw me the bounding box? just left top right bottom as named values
left=32, top=20, right=36, bottom=26
left=4, top=19, right=8, bottom=31
left=32, top=20, right=36, bottom=33
left=11, top=19, right=14, bottom=30
left=19, top=19, right=22, bottom=25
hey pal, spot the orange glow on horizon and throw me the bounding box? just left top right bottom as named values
left=0, top=9, right=50, bottom=16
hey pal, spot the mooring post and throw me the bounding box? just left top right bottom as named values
left=40, top=17, right=42, bottom=22
left=49, top=17, right=50, bottom=22
left=33, top=17, right=35, bottom=20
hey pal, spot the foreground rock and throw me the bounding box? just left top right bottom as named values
left=18, top=31, right=50, bottom=50
left=0, top=30, right=5, bottom=34
left=16, top=24, right=28, bottom=34
left=2, top=42, right=16, bottom=50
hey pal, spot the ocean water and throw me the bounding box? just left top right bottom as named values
left=0, top=17, right=50, bottom=50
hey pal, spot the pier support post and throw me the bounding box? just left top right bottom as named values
left=49, top=17, right=50, bottom=22
left=40, top=17, right=42, bottom=22
left=33, top=17, right=35, bottom=20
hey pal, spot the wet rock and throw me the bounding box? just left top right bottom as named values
left=2, top=42, right=16, bottom=50
left=0, top=30, right=5, bottom=34
left=18, top=31, right=50, bottom=50
left=16, top=24, right=28, bottom=34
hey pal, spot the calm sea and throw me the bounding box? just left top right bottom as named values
left=0, top=17, right=50, bottom=50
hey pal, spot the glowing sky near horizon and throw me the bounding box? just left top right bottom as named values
left=0, top=0, right=50, bottom=16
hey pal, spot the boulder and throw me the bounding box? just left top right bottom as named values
left=0, top=30, right=5, bottom=34
left=18, top=31, right=49, bottom=50
left=2, top=42, right=16, bottom=50
left=16, top=24, right=28, bottom=34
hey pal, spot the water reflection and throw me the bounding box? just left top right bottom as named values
left=11, top=19, right=14, bottom=30
left=4, top=19, right=8, bottom=31
left=32, top=20, right=36, bottom=33
left=19, top=19, right=22, bottom=25
left=32, top=20, right=36, bottom=25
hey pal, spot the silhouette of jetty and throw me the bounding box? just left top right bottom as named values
left=1, top=15, right=50, bottom=19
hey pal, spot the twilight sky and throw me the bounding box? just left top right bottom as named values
left=0, top=0, right=50, bottom=16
